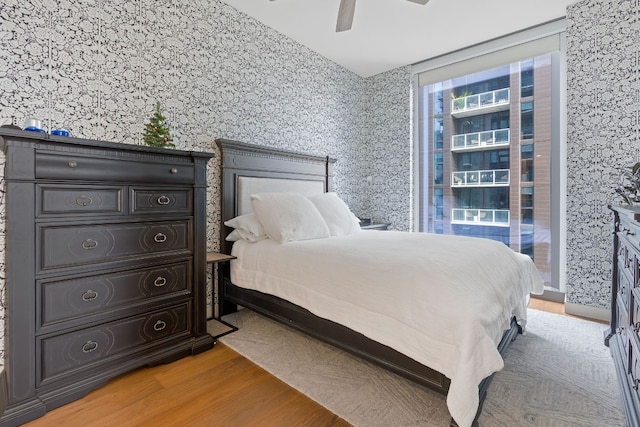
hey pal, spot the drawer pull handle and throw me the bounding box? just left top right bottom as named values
left=154, top=233, right=167, bottom=243
left=81, top=239, right=99, bottom=250
left=68, top=160, right=78, bottom=168
left=635, top=322, right=640, bottom=333
left=81, top=290, right=99, bottom=302
left=627, top=229, right=637, bottom=236
left=153, top=320, right=167, bottom=331
left=76, top=196, right=93, bottom=207
left=82, top=341, right=98, bottom=353
left=170, top=168, right=178, bottom=174
left=634, top=379, right=640, bottom=390
left=157, top=195, right=171, bottom=205
left=154, top=276, right=167, bottom=287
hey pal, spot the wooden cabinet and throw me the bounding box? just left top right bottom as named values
left=0, top=129, right=215, bottom=426
left=608, top=205, right=640, bottom=427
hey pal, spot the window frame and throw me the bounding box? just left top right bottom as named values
left=411, top=19, right=567, bottom=294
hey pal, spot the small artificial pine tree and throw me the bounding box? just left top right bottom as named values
left=142, top=101, right=175, bottom=148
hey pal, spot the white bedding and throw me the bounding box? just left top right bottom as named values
left=230, top=230, right=544, bottom=427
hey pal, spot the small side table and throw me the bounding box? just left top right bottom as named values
left=360, top=222, right=391, bottom=230
left=206, top=252, right=236, bottom=320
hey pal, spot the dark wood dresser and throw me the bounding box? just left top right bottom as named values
left=608, top=204, right=640, bottom=427
left=0, top=129, right=215, bottom=426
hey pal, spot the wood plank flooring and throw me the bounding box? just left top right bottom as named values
left=24, top=298, right=573, bottom=427
left=528, top=296, right=607, bottom=324
left=24, top=344, right=350, bottom=427
left=529, top=296, right=564, bottom=314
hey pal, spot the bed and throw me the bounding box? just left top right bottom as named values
left=215, top=138, right=544, bottom=427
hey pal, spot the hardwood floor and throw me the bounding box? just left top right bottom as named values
left=528, top=296, right=608, bottom=324
left=24, top=344, right=350, bottom=427
left=528, top=296, right=564, bottom=314
left=24, top=299, right=584, bottom=427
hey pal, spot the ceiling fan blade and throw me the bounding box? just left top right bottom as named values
left=336, top=0, right=356, bottom=32
left=407, top=0, right=430, bottom=4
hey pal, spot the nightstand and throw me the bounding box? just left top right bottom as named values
left=360, top=222, right=391, bottom=230
left=206, top=252, right=236, bottom=320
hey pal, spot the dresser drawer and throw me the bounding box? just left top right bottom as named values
left=35, top=152, right=195, bottom=184
left=131, top=187, right=193, bottom=214
left=619, top=237, right=635, bottom=278
left=37, top=184, right=124, bottom=216
left=40, top=220, right=191, bottom=271
left=39, top=261, right=191, bottom=328
left=630, top=336, right=640, bottom=395
left=633, top=291, right=640, bottom=334
left=621, top=293, right=632, bottom=357
left=38, top=303, right=190, bottom=386
left=620, top=264, right=633, bottom=305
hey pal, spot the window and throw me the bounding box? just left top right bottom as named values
left=433, top=82, right=444, bottom=114
left=434, top=118, right=443, bottom=149
left=521, top=102, right=534, bottom=140
left=521, top=144, right=534, bottom=181
left=521, top=187, right=534, bottom=225
left=521, top=59, right=534, bottom=97
left=434, top=152, right=443, bottom=184
left=434, top=188, right=443, bottom=221
left=414, top=20, right=565, bottom=291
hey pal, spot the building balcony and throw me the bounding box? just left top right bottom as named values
left=451, top=169, right=510, bottom=187
left=451, top=88, right=510, bottom=118
left=451, top=128, right=510, bottom=151
left=451, top=208, right=510, bottom=227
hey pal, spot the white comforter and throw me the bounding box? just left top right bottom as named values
left=230, top=230, right=544, bottom=427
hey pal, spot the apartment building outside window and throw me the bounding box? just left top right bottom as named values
left=417, top=54, right=555, bottom=288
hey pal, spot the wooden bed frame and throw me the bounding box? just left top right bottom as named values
left=215, top=138, right=522, bottom=427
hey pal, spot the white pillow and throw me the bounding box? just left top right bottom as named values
left=225, top=229, right=243, bottom=242
left=224, top=213, right=267, bottom=242
left=308, top=192, right=361, bottom=237
left=250, top=192, right=330, bottom=243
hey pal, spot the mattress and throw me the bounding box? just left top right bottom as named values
left=230, top=230, right=544, bottom=427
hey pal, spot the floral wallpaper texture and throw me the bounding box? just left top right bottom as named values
left=0, top=0, right=627, bottom=361
left=0, top=0, right=411, bottom=358
left=565, top=0, right=639, bottom=308
left=363, top=67, right=414, bottom=232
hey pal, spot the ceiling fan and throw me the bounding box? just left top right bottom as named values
left=336, top=0, right=431, bottom=32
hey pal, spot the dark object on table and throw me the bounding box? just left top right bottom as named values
left=0, top=124, right=21, bottom=130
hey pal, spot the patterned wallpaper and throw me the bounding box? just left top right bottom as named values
left=2, top=0, right=627, bottom=360
left=363, top=67, right=414, bottom=232
left=565, top=0, right=639, bottom=308
left=0, top=0, right=411, bottom=357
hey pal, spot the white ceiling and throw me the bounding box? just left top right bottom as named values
left=220, top=0, right=581, bottom=78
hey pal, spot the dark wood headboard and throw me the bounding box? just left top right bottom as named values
left=215, top=139, right=336, bottom=255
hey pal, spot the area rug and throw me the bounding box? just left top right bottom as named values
left=218, top=308, right=626, bottom=427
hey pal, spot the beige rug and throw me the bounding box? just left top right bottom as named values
left=216, top=308, right=625, bottom=427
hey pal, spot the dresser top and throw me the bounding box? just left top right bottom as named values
left=0, top=128, right=214, bottom=160
left=610, top=204, right=640, bottom=223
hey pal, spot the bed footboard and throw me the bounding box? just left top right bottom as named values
left=223, top=277, right=451, bottom=393
left=223, top=278, right=522, bottom=427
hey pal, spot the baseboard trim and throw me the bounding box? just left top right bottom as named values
left=0, top=367, right=7, bottom=418
left=531, top=289, right=565, bottom=303
left=565, top=302, right=609, bottom=322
